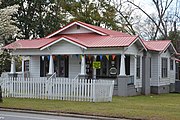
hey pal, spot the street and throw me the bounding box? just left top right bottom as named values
left=0, top=111, right=89, bottom=120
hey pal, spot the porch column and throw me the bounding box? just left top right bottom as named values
left=22, top=56, right=25, bottom=78
left=80, top=55, right=86, bottom=75
left=93, top=55, right=97, bottom=79
left=119, top=54, right=126, bottom=76
left=134, top=55, right=137, bottom=87
left=10, top=57, right=16, bottom=74
left=117, top=53, right=128, bottom=96
left=142, top=51, right=150, bottom=95
left=48, top=55, right=54, bottom=75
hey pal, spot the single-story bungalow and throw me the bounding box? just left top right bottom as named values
left=3, top=21, right=178, bottom=96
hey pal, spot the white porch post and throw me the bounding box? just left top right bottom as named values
left=22, top=56, right=25, bottom=78
left=119, top=54, right=126, bottom=76
left=48, top=55, right=54, bottom=75
left=93, top=55, right=97, bottom=79
left=134, top=55, right=137, bottom=86
left=80, top=55, right=86, bottom=75
left=10, top=57, right=16, bottom=74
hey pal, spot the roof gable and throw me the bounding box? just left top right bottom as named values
left=45, top=21, right=131, bottom=38
left=40, top=37, right=87, bottom=51
left=46, top=21, right=107, bottom=38
left=143, top=40, right=177, bottom=54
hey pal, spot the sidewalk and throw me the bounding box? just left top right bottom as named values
left=0, top=107, right=130, bottom=120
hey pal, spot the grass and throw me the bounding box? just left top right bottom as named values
left=0, top=94, right=180, bottom=120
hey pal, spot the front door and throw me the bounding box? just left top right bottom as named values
left=54, top=55, right=69, bottom=77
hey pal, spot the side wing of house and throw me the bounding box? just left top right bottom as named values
left=150, top=47, right=176, bottom=94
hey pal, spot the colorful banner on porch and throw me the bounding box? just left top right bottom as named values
left=47, top=56, right=50, bottom=61
left=100, top=55, right=103, bottom=60
left=88, top=55, right=91, bottom=60
left=52, top=55, right=56, bottom=60
left=93, top=61, right=101, bottom=69
left=41, top=56, right=44, bottom=61
left=106, top=55, right=109, bottom=60
left=112, top=54, right=116, bottom=60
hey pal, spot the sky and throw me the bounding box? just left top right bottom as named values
left=134, top=0, right=156, bottom=14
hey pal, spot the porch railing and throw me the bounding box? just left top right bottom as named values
left=0, top=77, right=114, bottom=102
left=127, top=75, right=134, bottom=85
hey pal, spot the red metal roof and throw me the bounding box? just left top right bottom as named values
left=175, top=58, right=180, bottom=62
left=3, top=21, right=173, bottom=52
left=143, top=40, right=171, bottom=52
left=4, top=33, right=138, bottom=49
left=76, top=21, right=131, bottom=37
left=4, top=36, right=60, bottom=49
left=63, top=33, right=138, bottom=47
left=176, top=53, right=180, bottom=56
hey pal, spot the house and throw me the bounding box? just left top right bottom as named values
left=3, top=21, right=178, bottom=96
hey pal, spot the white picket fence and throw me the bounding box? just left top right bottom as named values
left=0, top=77, right=114, bottom=102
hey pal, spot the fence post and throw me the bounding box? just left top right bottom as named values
left=92, top=80, right=96, bottom=102
left=109, top=81, right=114, bottom=102
left=0, top=85, right=3, bottom=103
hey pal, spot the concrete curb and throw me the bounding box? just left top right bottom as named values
left=0, top=107, right=130, bottom=120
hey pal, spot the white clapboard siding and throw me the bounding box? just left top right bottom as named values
left=0, top=77, right=114, bottom=102
left=29, top=56, right=40, bottom=77
left=69, top=55, right=81, bottom=79
left=60, top=25, right=93, bottom=34
left=125, top=44, right=139, bottom=55
left=50, top=41, right=83, bottom=54
left=150, top=53, right=159, bottom=86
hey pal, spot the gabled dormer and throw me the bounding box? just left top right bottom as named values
left=46, top=21, right=108, bottom=38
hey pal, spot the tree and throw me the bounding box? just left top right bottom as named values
left=110, top=0, right=140, bottom=35
left=0, top=0, right=20, bottom=45
left=0, top=50, right=11, bottom=75
left=60, top=0, right=119, bottom=30
left=127, top=0, right=180, bottom=40
left=0, top=0, right=68, bottom=39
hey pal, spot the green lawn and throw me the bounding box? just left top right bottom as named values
left=0, top=94, right=180, bottom=120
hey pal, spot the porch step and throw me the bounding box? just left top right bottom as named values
left=127, top=85, right=137, bottom=96
left=175, top=80, right=180, bottom=93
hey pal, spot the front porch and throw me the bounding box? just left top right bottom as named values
left=4, top=53, right=143, bottom=97
left=8, top=54, right=140, bottom=79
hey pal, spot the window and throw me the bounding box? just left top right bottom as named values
left=162, top=58, right=168, bottom=78
left=136, top=56, right=140, bottom=78
left=24, top=60, right=29, bottom=71
left=40, top=55, right=69, bottom=77
left=40, top=56, right=49, bottom=77
left=125, top=55, right=130, bottom=75
left=170, top=59, right=174, bottom=70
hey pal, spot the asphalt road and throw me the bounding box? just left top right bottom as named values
left=0, top=111, right=89, bottom=120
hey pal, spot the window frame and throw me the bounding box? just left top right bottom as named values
left=170, top=59, right=174, bottom=70
left=24, top=60, right=29, bottom=72
left=161, top=58, right=168, bottom=78
left=136, top=56, right=141, bottom=79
